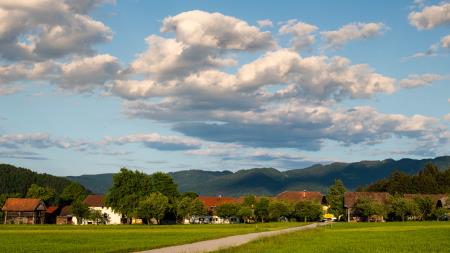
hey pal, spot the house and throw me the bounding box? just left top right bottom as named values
left=189, top=196, right=242, bottom=224
left=344, top=192, right=390, bottom=222
left=403, top=194, right=446, bottom=208
left=82, top=195, right=122, bottom=224
left=2, top=198, right=47, bottom=224
left=45, top=205, right=61, bottom=224
left=276, top=191, right=330, bottom=218
left=56, top=205, right=77, bottom=225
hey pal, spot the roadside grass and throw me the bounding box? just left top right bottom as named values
left=0, top=222, right=305, bottom=253
left=215, top=221, right=450, bottom=253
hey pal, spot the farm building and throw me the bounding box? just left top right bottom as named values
left=276, top=191, right=332, bottom=219
left=82, top=195, right=122, bottom=224
left=189, top=195, right=242, bottom=224
left=2, top=198, right=47, bottom=224
left=344, top=192, right=390, bottom=222
left=56, top=205, right=77, bottom=224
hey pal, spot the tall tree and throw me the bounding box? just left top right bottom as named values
left=293, top=201, right=322, bottom=222
left=60, top=182, right=88, bottom=204
left=353, top=198, right=385, bottom=221
left=26, top=184, right=56, bottom=203
left=255, top=197, right=270, bottom=222
left=138, top=192, right=169, bottom=224
left=215, top=203, right=239, bottom=220
left=326, top=179, right=346, bottom=220
left=71, top=200, right=90, bottom=225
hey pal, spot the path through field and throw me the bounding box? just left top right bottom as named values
left=136, top=223, right=326, bottom=253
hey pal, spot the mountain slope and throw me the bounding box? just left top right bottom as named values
left=67, top=156, right=450, bottom=196
left=0, top=164, right=77, bottom=196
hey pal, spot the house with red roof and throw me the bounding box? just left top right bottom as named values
left=2, top=198, right=47, bottom=224
left=82, top=195, right=122, bottom=224
left=187, top=195, right=242, bottom=224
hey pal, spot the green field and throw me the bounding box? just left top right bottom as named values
left=216, top=222, right=450, bottom=253
left=0, top=222, right=304, bottom=253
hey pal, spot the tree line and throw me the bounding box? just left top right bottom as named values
left=359, top=163, right=450, bottom=194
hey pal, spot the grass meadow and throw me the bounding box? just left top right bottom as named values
left=216, top=221, right=450, bottom=253
left=0, top=222, right=304, bottom=253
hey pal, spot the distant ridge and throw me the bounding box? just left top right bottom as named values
left=66, top=156, right=450, bottom=196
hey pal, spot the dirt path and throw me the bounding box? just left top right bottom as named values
left=136, top=223, right=326, bottom=253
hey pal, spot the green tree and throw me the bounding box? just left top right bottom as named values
left=151, top=172, right=179, bottom=200
left=268, top=200, right=292, bottom=221
left=88, top=209, right=107, bottom=224
left=388, top=195, right=418, bottom=221
left=414, top=197, right=434, bottom=220
left=215, top=203, right=239, bottom=220
left=0, top=194, right=7, bottom=221
left=353, top=198, right=385, bottom=221
left=138, top=192, right=169, bottom=224
left=432, top=207, right=448, bottom=221
left=60, top=182, right=88, bottom=204
left=237, top=205, right=253, bottom=223
left=293, top=201, right=322, bottom=222
left=326, top=179, right=346, bottom=220
left=255, top=197, right=270, bottom=222
left=243, top=195, right=256, bottom=207
left=26, top=184, right=56, bottom=203
left=175, top=196, right=207, bottom=222
left=71, top=200, right=90, bottom=225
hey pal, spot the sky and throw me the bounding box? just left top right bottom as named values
left=0, top=0, right=449, bottom=176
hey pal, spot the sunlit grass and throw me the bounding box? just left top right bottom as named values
left=0, top=222, right=304, bottom=253
left=215, top=222, right=450, bottom=253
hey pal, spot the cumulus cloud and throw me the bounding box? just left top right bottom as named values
left=399, top=73, right=445, bottom=88
left=442, top=34, right=450, bottom=48
left=57, top=54, right=122, bottom=92
left=321, top=22, right=386, bottom=50
left=257, top=19, right=273, bottom=28
left=103, top=133, right=203, bottom=151
left=279, top=20, right=318, bottom=51
left=408, top=2, right=450, bottom=30
left=0, top=0, right=113, bottom=61
left=161, top=10, right=275, bottom=51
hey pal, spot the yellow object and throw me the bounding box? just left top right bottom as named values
left=323, top=213, right=335, bottom=219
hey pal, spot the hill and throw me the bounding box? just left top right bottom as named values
left=67, top=156, right=450, bottom=196
left=0, top=164, right=76, bottom=196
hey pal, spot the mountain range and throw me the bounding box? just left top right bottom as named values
left=67, top=156, right=450, bottom=196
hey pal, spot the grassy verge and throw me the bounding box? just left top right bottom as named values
left=0, top=222, right=305, bottom=253
left=215, top=222, right=450, bottom=253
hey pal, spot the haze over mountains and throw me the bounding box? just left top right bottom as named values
left=67, top=156, right=450, bottom=196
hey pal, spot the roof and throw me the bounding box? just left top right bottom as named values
left=344, top=192, right=391, bottom=208
left=59, top=205, right=73, bottom=216
left=197, top=196, right=241, bottom=208
left=83, top=195, right=105, bottom=207
left=46, top=206, right=60, bottom=214
left=2, top=198, right=46, bottom=212
left=276, top=191, right=324, bottom=204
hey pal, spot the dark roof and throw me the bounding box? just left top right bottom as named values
left=403, top=194, right=446, bottom=202
left=2, top=198, right=46, bottom=212
left=344, top=192, right=391, bottom=208
left=197, top=196, right=241, bottom=208
left=276, top=191, right=323, bottom=203
left=83, top=195, right=105, bottom=207
left=59, top=205, right=73, bottom=216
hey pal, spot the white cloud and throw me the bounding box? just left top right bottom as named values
left=0, top=85, right=21, bottom=95
left=0, top=133, right=91, bottom=151
left=257, top=19, right=273, bottom=28
left=279, top=20, right=318, bottom=51
left=0, top=0, right=113, bottom=61
left=161, top=10, right=276, bottom=51
left=58, top=54, right=122, bottom=92
left=408, top=2, right=450, bottom=30
left=399, top=73, right=444, bottom=88
left=321, top=22, right=386, bottom=50
left=441, top=34, right=450, bottom=48
left=103, top=133, right=203, bottom=151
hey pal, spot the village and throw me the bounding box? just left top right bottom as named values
left=3, top=190, right=449, bottom=225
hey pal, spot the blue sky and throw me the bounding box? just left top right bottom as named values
left=0, top=0, right=449, bottom=176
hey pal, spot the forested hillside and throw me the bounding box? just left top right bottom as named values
left=0, top=164, right=75, bottom=196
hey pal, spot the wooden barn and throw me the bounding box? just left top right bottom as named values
left=2, top=198, right=47, bottom=224
left=344, top=192, right=390, bottom=222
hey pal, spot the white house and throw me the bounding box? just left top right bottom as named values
left=82, top=195, right=122, bottom=225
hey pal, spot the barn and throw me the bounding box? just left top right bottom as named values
left=2, top=198, right=47, bottom=224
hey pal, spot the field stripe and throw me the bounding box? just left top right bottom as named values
left=136, top=223, right=325, bottom=253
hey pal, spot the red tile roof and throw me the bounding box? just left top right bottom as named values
left=59, top=205, right=73, bottom=216
left=83, top=195, right=105, bottom=207
left=46, top=206, right=59, bottom=214
left=197, top=196, right=241, bottom=208
left=276, top=191, right=323, bottom=203
left=344, top=192, right=390, bottom=208
left=2, top=198, right=46, bottom=212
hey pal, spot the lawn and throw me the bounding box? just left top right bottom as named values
left=216, top=222, right=450, bottom=253
left=0, top=222, right=304, bottom=253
